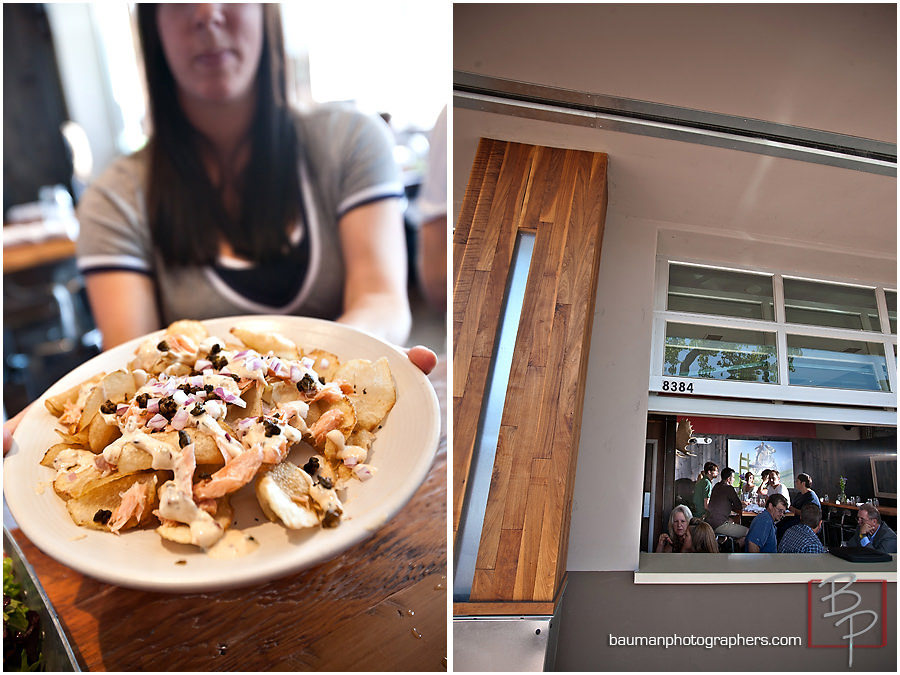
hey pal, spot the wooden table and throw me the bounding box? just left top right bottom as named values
left=822, top=501, right=897, bottom=517
left=9, top=360, right=448, bottom=671
left=3, top=235, right=77, bottom=274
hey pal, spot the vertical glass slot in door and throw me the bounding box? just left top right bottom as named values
left=453, top=231, right=536, bottom=601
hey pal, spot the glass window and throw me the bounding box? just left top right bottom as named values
left=786, top=335, right=890, bottom=392
left=667, top=264, right=774, bottom=320
left=885, top=290, right=897, bottom=335
left=783, top=278, right=880, bottom=332
left=664, top=323, right=778, bottom=383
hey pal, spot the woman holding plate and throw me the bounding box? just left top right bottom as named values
left=3, top=4, right=437, bottom=451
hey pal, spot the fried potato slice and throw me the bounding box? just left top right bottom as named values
left=44, top=373, right=104, bottom=418
left=88, top=414, right=121, bottom=454
left=304, top=348, right=341, bottom=381
left=41, top=443, right=82, bottom=469
left=166, top=319, right=208, bottom=344
left=153, top=430, right=225, bottom=467
left=255, top=461, right=319, bottom=529
left=230, top=322, right=300, bottom=359
left=156, top=497, right=233, bottom=544
left=334, top=357, right=396, bottom=431
left=51, top=448, right=148, bottom=501
left=66, top=471, right=165, bottom=531
left=101, top=369, right=136, bottom=404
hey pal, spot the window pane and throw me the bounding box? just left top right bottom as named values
left=787, top=335, right=890, bottom=392
left=667, top=264, right=774, bottom=320
left=885, top=290, right=897, bottom=335
left=664, top=323, right=778, bottom=383
left=783, top=278, right=880, bottom=332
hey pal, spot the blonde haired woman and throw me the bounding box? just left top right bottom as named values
left=656, top=504, right=694, bottom=552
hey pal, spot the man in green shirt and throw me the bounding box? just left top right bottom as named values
left=693, top=461, right=719, bottom=518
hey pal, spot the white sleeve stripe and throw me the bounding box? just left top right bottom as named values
left=78, top=254, right=151, bottom=273
left=336, top=181, right=404, bottom=216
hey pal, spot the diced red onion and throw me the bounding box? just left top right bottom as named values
left=269, top=357, right=288, bottom=378
left=171, top=408, right=191, bottom=430
left=173, top=390, right=189, bottom=406
left=289, top=365, right=303, bottom=382
left=300, top=356, right=315, bottom=370
left=116, top=403, right=129, bottom=416
left=147, top=414, right=168, bottom=430
left=194, top=358, right=213, bottom=371
left=147, top=398, right=160, bottom=414
left=353, top=464, right=375, bottom=481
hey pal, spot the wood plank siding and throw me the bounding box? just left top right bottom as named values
left=453, top=139, right=609, bottom=612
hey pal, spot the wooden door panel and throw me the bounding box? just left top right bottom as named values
left=454, top=138, right=608, bottom=610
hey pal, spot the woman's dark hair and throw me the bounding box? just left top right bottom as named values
left=137, top=4, right=300, bottom=266
left=797, top=472, right=812, bottom=487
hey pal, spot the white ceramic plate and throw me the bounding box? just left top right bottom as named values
left=4, top=316, right=440, bottom=592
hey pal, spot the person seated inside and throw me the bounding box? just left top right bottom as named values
left=745, top=494, right=789, bottom=553
left=692, top=462, right=719, bottom=519
left=688, top=518, right=719, bottom=553
left=764, top=469, right=788, bottom=501
left=847, top=504, right=897, bottom=554
left=788, top=473, right=821, bottom=516
left=777, top=503, right=827, bottom=554
left=756, top=469, right=772, bottom=499
left=656, top=504, right=694, bottom=553
left=704, top=467, right=748, bottom=548
left=739, top=471, right=756, bottom=503
left=778, top=472, right=820, bottom=541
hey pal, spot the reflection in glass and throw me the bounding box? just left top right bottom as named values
left=783, top=278, right=880, bottom=332
left=885, top=290, right=896, bottom=335
left=787, top=335, right=890, bottom=392
left=664, top=323, right=778, bottom=383
left=667, top=264, right=774, bottom=321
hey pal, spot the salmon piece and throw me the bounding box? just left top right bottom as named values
left=173, top=442, right=196, bottom=496
left=309, top=408, right=345, bottom=447
left=193, top=449, right=263, bottom=500
left=108, top=479, right=153, bottom=533
left=311, top=382, right=352, bottom=404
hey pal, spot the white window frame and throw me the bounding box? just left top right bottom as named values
left=650, top=256, right=898, bottom=410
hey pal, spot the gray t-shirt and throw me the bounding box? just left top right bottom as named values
left=76, top=105, right=403, bottom=325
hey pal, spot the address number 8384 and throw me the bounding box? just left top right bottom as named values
left=660, top=380, right=694, bottom=393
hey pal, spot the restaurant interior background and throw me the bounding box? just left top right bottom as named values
left=2, top=1, right=448, bottom=422
left=453, top=3, right=896, bottom=671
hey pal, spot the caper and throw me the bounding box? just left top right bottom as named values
left=302, top=457, right=319, bottom=476
left=100, top=399, right=117, bottom=415
left=322, top=508, right=341, bottom=528
left=93, top=509, right=112, bottom=525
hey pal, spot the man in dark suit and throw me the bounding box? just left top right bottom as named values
left=847, top=504, right=897, bottom=554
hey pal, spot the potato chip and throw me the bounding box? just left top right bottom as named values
left=334, top=357, right=396, bottom=431
left=230, top=323, right=300, bottom=359
left=88, top=415, right=121, bottom=454
left=304, top=348, right=341, bottom=381
left=65, top=471, right=164, bottom=530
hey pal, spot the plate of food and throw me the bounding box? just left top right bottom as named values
left=4, top=316, right=440, bottom=592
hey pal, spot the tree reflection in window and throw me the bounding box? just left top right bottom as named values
left=664, top=324, right=778, bottom=383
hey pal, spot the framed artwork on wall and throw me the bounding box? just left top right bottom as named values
left=727, top=439, right=795, bottom=489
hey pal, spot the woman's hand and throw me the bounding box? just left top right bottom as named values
left=655, top=533, right=672, bottom=553
left=405, top=345, right=437, bottom=375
